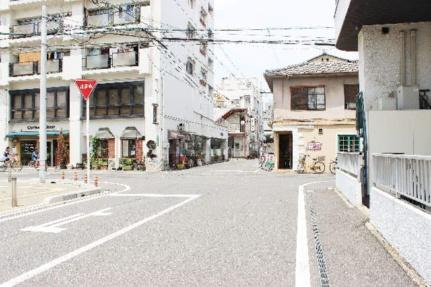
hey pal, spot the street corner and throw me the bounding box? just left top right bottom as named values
left=0, top=177, right=102, bottom=214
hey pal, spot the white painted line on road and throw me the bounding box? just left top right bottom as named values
left=295, top=180, right=334, bottom=287
left=0, top=194, right=200, bottom=287
left=21, top=208, right=112, bottom=234
left=0, top=182, right=130, bottom=224
left=109, top=193, right=199, bottom=198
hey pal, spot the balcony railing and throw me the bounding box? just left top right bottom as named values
left=86, top=7, right=140, bottom=27
left=11, top=20, right=61, bottom=39
left=337, top=152, right=360, bottom=177
left=112, top=51, right=138, bottom=67
left=86, top=54, right=110, bottom=70
left=373, top=154, right=431, bottom=208
left=10, top=59, right=62, bottom=77
left=85, top=50, right=138, bottom=70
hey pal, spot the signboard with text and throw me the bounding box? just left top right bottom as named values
left=75, top=79, right=97, bottom=101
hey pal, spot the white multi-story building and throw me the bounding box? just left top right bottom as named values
left=215, top=76, right=264, bottom=158
left=0, top=0, right=227, bottom=170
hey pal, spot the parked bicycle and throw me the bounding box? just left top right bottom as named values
left=329, top=158, right=337, bottom=175
left=260, top=153, right=275, bottom=171
left=296, top=154, right=325, bottom=174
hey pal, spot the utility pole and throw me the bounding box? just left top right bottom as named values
left=39, top=0, right=47, bottom=183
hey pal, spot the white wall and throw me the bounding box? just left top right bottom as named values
left=370, top=187, right=431, bottom=285
left=359, top=22, right=431, bottom=111
left=336, top=169, right=362, bottom=206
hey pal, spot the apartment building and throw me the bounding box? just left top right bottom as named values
left=215, top=77, right=264, bottom=158
left=265, top=53, right=358, bottom=171
left=0, top=0, right=227, bottom=170
left=334, top=1, right=431, bottom=284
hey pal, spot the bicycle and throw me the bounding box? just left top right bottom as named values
left=296, top=154, right=326, bottom=174
left=260, top=153, right=275, bottom=171
left=329, top=158, right=337, bottom=175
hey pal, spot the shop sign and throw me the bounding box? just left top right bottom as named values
left=26, top=125, right=55, bottom=130
left=307, top=141, right=322, bottom=151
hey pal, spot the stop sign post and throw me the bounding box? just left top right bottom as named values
left=75, top=80, right=97, bottom=183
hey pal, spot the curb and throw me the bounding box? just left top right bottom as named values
left=365, top=222, right=429, bottom=287
left=44, top=186, right=102, bottom=204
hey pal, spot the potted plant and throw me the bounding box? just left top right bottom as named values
left=120, top=158, right=134, bottom=171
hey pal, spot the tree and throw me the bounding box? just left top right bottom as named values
left=56, top=131, right=67, bottom=169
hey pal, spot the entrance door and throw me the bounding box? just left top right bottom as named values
left=279, top=133, right=292, bottom=169
left=20, top=141, right=37, bottom=165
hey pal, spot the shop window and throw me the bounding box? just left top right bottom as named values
left=291, top=86, right=325, bottom=111
left=85, top=82, right=144, bottom=119
left=10, top=87, right=68, bottom=121
left=122, top=139, right=136, bottom=158
left=338, top=135, right=360, bottom=152
left=95, top=139, right=109, bottom=158
left=344, top=84, right=359, bottom=110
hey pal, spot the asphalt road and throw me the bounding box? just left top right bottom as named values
left=0, top=160, right=417, bottom=286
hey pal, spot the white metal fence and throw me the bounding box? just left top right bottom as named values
left=373, top=154, right=431, bottom=208
left=337, top=152, right=361, bottom=177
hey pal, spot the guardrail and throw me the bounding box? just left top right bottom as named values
left=373, top=154, right=431, bottom=208
left=337, top=152, right=360, bottom=177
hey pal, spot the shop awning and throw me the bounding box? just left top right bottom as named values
left=6, top=130, right=69, bottom=138
left=121, top=127, right=143, bottom=139
left=95, top=128, right=114, bottom=139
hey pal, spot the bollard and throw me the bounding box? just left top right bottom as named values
left=94, top=176, right=99, bottom=187
left=73, top=171, right=78, bottom=181
left=61, top=171, right=65, bottom=180
left=10, top=176, right=17, bottom=208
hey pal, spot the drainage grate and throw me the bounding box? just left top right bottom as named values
left=308, top=194, right=330, bottom=287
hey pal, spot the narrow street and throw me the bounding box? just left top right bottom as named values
left=0, top=160, right=415, bottom=287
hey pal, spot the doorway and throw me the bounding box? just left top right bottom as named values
left=278, top=133, right=292, bottom=169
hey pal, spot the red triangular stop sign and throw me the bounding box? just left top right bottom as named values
left=75, top=79, right=97, bottom=101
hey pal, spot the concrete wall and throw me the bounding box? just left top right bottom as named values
left=273, top=76, right=357, bottom=122
left=336, top=169, right=362, bottom=206
left=358, top=22, right=431, bottom=111
left=370, top=187, right=431, bottom=284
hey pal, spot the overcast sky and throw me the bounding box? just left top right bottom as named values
left=213, top=0, right=358, bottom=92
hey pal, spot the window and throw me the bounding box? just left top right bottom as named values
left=344, top=84, right=359, bottom=110
left=338, top=135, right=360, bottom=152
left=291, top=86, right=325, bottom=110
left=152, top=103, right=158, bottom=124
left=95, top=139, right=109, bottom=158
left=200, top=41, right=208, bottom=56
left=122, top=139, right=136, bottom=158
left=188, top=0, right=195, bottom=9
left=186, top=22, right=196, bottom=39
left=186, top=58, right=194, bottom=75
left=10, top=87, right=68, bottom=121
left=86, top=82, right=145, bottom=119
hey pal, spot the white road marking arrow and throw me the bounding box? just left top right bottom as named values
left=21, top=208, right=112, bottom=234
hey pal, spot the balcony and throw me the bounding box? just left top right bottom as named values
left=85, top=50, right=138, bottom=70
left=9, top=59, right=62, bottom=77
left=86, top=7, right=140, bottom=28
left=11, top=20, right=61, bottom=39
left=112, top=51, right=138, bottom=67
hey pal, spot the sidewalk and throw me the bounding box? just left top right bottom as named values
left=0, top=178, right=100, bottom=213
left=305, top=186, right=418, bottom=287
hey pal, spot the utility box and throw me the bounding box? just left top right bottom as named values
left=397, top=86, right=419, bottom=110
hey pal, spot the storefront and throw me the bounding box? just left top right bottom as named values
left=6, top=130, right=69, bottom=166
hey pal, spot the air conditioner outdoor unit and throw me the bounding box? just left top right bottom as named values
left=397, top=86, right=419, bottom=110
